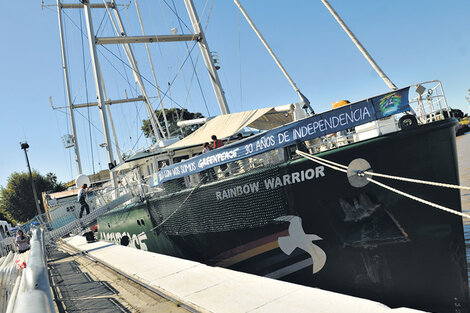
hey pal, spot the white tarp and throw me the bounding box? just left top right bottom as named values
left=167, top=107, right=293, bottom=150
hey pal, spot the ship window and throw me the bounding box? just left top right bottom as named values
left=173, top=155, right=189, bottom=163
left=137, top=220, right=141, bottom=226
left=238, top=147, right=286, bottom=171
left=158, top=160, right=168, bottom=170
left=140, top=219, right=145, bottom=226
left=176, top=148, right=287, bottom=188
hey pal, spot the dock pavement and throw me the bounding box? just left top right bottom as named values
left=48, top=243, right=188, bottom=313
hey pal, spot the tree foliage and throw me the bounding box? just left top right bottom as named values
left=0, top=171, right=66, bottom=224
left=142, top=108, right=204, bottom=142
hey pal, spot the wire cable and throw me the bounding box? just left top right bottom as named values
left=79, top=9, right=95, bottom=175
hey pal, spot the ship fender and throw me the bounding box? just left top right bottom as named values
left=398, top=114, right=418, bottom=130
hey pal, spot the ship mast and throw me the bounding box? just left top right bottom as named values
left=104, top=0, right=167, bottom=141
left=320, top=0, right=398, bottom=91
left=52, top=0, right=231, bottom=180
left=56, top=0, right=83, bottom=174
left=234, top=0, right=311, bottom=112
left=82, top=0, right=118, bottom=193
left=184, top=0, right=230, bottom=115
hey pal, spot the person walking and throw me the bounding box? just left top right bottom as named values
left=77, top=184, right=90, bottom=218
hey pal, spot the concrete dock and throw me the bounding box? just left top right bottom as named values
left=48, top=244, right=188, bottom=313
left=56, top=235, right=427, bottom=313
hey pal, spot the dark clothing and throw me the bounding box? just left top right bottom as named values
left=79, top=195, right=90, bottom=218
left=213, top=139, right=224, bottom=149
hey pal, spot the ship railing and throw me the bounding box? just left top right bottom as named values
left=16, top=184, right=136, bottom=246
left=41, top=191, right=135, bottom=245
left=94, top=172, right=148, bottom=203
left=149, top=81, right=454, bottom=193
left=408, top=80, right=450, bottom=124
left=304, top=81, right=451, bottom=154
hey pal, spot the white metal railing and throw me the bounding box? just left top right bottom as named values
left=10, top=228, right=55, bottom=313
left=408, top=80, right=450, bottom=124
left=305, top=81, right=451, bottom=154
left=0, top=237, right=16, bottom=258
left=44, top=191, right=135, bottom=244
left=1, top=228, right=55, bottom=313
left=1, top=251, right=23, bottom=313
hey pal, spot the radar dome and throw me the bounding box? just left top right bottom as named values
left=75, top=174, right=91, bottom=188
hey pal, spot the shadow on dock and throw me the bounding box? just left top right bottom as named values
left=48, top=249, right=130, bottom=313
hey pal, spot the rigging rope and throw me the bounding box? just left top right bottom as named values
left=238, top=8, right=243, bottom=111
left=160, top=0, right=192, bottom=32
left=64, top=9, right=141, bottom=99
left=178, top=0, right=216, bottom=113
left=149, top=174, right=208, bottom=233
left=135, top=0, right=171, bottom=137
left=79, top=9, right=95, bottom=175
left=99, top=44, right=190, bottom=110
left=296, top=150, right=470, bottom=219
left=171, top=0, right=210, bottom=116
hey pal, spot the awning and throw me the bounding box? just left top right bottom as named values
left=167, top=107, right=293, bottom=150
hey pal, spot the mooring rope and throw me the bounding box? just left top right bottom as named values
left=368, top=177, right=470, bottom=219
left=296, top=150, right=470, bottom=191
left=296, top=150, right=470, bottom=219
left=296, top=151, right=348, bottom=173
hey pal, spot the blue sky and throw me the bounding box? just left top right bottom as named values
left=0, top=0, right=469, bottom=188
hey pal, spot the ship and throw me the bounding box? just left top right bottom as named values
left=97, top=86, right=469, bottom=313
left=45, top=1, right=469, bottom=312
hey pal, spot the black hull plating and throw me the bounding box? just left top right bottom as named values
left=99, top=119, right=469, bottom=312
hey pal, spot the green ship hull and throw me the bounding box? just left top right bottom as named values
left=98, top=118, right=468, bottom=312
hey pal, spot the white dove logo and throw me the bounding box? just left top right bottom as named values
left=275, top=215, right=327, bottom=274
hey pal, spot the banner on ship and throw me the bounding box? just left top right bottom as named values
left=152, top=87, right=410, bottom=186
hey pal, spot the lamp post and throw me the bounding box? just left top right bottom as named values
left=20, top=142, right=43, bottom=221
